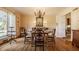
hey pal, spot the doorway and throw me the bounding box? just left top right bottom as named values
left=65, top=13, right=71, bottom=39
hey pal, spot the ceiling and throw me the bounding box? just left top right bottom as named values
left=11, top=7, right=66, bottom=16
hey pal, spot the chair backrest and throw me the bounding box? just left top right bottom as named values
left=53, top=29, right=56, bottom=37
left=20, top=27, right=27, bottom=37
left=33, top=28, right=44, bottom=41
left=20, top=27, right=26, bottom=33
left=48, top=29, right=56, bottom=37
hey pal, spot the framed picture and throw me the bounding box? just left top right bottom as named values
left=36, top=17, right=43, bottom=27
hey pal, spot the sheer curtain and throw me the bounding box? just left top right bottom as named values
left=8, top=12, right=16, bottom=35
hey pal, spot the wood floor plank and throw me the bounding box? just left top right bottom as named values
left=0, top=38, right=79, bottom=51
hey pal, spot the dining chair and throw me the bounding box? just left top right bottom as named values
left=24, top=30, right=32, bottom=44
left=33, top=28, right=45, bottom=51
left=47, top=29, right=56, bottom=47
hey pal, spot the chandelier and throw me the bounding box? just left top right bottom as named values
left=34, top=10, right=45, bottom=18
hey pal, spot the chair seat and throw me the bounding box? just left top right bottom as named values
left=48, top=36, right=54, bottom=38
left=26, top=36, right=31, bottom=38
left=35, top=44, right=44, bottom=46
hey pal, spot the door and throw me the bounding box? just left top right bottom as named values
left=56, top=15, right=66, bottom=38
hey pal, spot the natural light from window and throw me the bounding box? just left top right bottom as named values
left=0, top=10, right=16, bottom=38
left=0, top=10, right=7, bottom=37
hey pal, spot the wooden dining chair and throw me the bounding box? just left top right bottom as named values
left=33, top=28, right=45, bottom=51
left=47, top=29, right=56, bottom=47
left=24, top=30, right=32, bottom=44
left=34, top=31, right=45, bottom=51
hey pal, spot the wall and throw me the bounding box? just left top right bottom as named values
left=21, top=15, right=56, bottom=31
left=57, top=8, right=75, bottom=16
left=56, top=7, right=76, bottom=41
left=44, top=15, right=56, bottom=29
left=56, top=15, right=66, bottom=37
left=71, top=8, right=79, bottom=30
left=21, top=15, right=35, bottom=31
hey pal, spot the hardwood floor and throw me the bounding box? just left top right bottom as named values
left=0, top=37, right=79, bottom=51
left=54, top=39, right=79, bottom=51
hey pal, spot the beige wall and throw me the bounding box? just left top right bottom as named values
left=57, top=7, right=75, bottom=16
left=21, top=15, right=56, bottom=31
left=56, top=8, right=73, bottom=39
left=44, top=15, right=56, bottom=29
left=56, top=7, right=78, bottom=41
left=71, top=8, right=79, bottom=30
left=21, top=15, right=35, bottom=30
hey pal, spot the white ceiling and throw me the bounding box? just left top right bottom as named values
left=11, top=7, right=66, bottom=16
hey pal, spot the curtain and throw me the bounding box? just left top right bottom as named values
left=7, top=12, right=16, bottom=35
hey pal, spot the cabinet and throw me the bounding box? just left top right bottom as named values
left=72, top=30, right=79, bottom=47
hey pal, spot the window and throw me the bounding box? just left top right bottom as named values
left=0, top=10, right=7, bottom=37
left=0, top=9, right=16, bottom=38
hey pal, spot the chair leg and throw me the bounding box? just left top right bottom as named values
left=35, top=46, right=36, bottom=51
left=35, top=42, right=36, bottom=51
left=43, top=46, right=44, bottom=51
left=24, top=37, right=26, bottom=44
left=43, top=42, right=44, bottom=51
left=10, top=41, right=11, bottom=44
left=10, top=39, right=16, bottom=44
left=24, top=40, right=25, bottom=44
